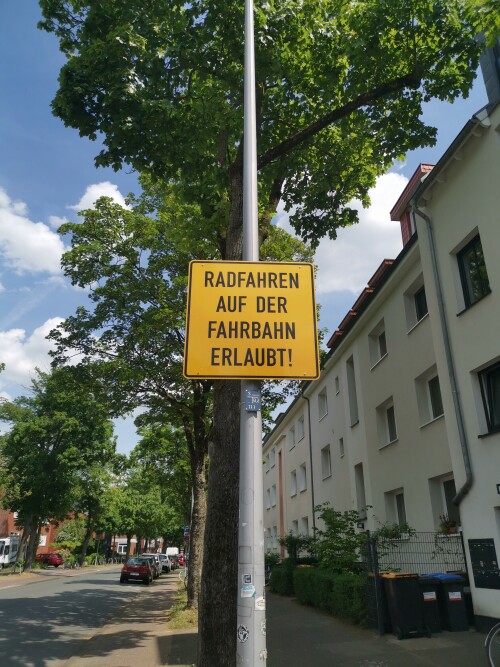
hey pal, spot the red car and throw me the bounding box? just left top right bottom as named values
left=36, top=552, right=64, bottom=567
left=120, top=557, right=153, bottom=585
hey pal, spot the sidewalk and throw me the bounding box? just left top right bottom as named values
left=0, top=569, right=487, bottom=666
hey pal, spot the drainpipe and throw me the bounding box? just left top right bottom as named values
left=410, top=201, right=473, bottom=506
left=301, top=391, right=317, bottom=534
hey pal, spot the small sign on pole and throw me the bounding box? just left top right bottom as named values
left=183, top=260, right=319, bottom=380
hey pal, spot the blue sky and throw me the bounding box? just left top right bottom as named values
left=0, top=2, right=489, bottom=453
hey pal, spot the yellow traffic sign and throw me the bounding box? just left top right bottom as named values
left=183, top=261, right=320, bottom=380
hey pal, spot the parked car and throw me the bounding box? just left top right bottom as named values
left=168, top=556, right=178, bottom=570
left=158, top=554, right=171, bottom=573
left=140, top=553, right=161, bottom=578
left=35, top=552, right=64, bottom=567
left=120, top=557, right=153, bottom=585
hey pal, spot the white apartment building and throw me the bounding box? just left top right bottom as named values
left=263, top=52, right=500, bottom=629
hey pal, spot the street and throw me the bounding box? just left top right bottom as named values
left=0, top=567, right=163, bottom=667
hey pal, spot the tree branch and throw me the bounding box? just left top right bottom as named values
left=258, top=70, right=421, bottom=169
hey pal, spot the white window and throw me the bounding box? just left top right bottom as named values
left=456, top=233, right=490, bottom=309
left=404, top=275, right=429, bottom=331
left=117, top=544, right=127, bottom=554
left=321, top=445, right=332, bottom=479
left=318, top=388, right=328, bottom=419
left=271, top=485, right=277, bottom=507
left=384, top=487, right=406, bottom=524
left=479, top=360, right=500, bottom=434
left=297, top=415, right=305, bottom=441
left=415, top=366, right=444, bottom=425
left=291, top=519, right=299, bottom=535
left=346, top=356, right=359, bottom=426
left=354, top=463, right=367, bottom=519
left=269, top=447, right=276, bottom=468
left=335, top=376, right=340, bottom=394
left=289, top=426, right=296, bottom=450
left=290, top=470, right=297, bottom=497
left=272, top=526, right=278, bottom=549
left=300, top=516, right=309, bottom=536
left=298, top=463, right=307, bottom=492
left=376, top=397, right=398, bottom=447
left=265, top=455, right=270, bottom=473
left=266, top=489, right=271, bottom=509
left=339, top=437, right=345, bottom=458
left=369, top=319, right=388, bottom=367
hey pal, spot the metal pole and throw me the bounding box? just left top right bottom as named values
left=236, top=0, right=266, bottom=664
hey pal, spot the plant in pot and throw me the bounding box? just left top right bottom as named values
left=438, top=514, right=458, bottom=534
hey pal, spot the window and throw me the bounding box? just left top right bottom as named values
left=457, top=234, right=490, bottom=308
left=442, top=478, right=460, bottom=527
left=428, top=375, right=444, bottom=420
left=269, top=447, right=276, bottom=468
left=291, top=519, right=299, bottom=535
left=117, top=544, right=127, bottom=554
left=318, top=388, right=328, bottom=419
left=479, top=361, right=500, bottom=433
left=298, top=463, right=307, bottom=492
left=376, top=397, right=397, bottom=446
left=297, top=415, right=305, bottom=441
left=300, top=516, right=309, bottom=536
left=289, top=426, right=296, bottom=450
left=354, top=463, right=367, bottom=519
left=272, top=526, right=278, bottom=549
left=271, top=485, right=277, bottom=507
left=321, top=445, right=332, bottom=479
left=290, top=470, right=297, bottom=497
left=335, top=376, right=340, bottom=394
left=384, top=487, right=406, bottom=524
left=395, top=492, right=407, bottom=524
left=415, top=366, right=444, bottom=425
left=404, top=275, right=428, bottom=331
left=414, top=286, right=428, bottom=321
left=369, top=319, right=388, bottom=367
left=346, top=356, right=359, bottom=426
left=266, top=489, right=271, bottom=509
left=339, top=437, right=345, bottom=458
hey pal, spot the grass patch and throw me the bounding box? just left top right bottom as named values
left=165, top=584, right=198, bottom=630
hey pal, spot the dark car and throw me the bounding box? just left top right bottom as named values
left=35, top=552, right=64, bottom=567
left=120, top=557, right=153, bottom=585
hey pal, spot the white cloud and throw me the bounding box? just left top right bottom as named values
left=0, top=187, right=65, bottom=275
left=48, top=215, right=68, bottom=229
left=69, top=181, right=128, bottom=211
left=276, top=172, right=408, bottom=295
left=0, top=317, right=64, bottom=393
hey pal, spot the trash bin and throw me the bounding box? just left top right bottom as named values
left=422, top=573, right=468, bottom=631
left=381, top=573, right=429, bottom=640
left=418, top=576, right=441, bottom=633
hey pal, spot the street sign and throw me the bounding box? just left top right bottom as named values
left=183, top=261, right=320, bottom=380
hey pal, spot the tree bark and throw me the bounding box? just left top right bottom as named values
left=79, top=512, right=94, bottom=566
left=186, top=447, right=207, bottom=609
left=18, top=516, right=32, bottom=569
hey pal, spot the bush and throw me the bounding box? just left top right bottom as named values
left=269, top=560, right=295, bottom=596
left=293, top=568, right=366, bottom=624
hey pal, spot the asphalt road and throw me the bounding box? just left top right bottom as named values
left=0, top=567, right=152, bottom=667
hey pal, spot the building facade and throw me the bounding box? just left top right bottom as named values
left=263, top=97, right=500, bottom=628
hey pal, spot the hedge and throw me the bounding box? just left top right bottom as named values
left=292, top=568, right=366, bottom=624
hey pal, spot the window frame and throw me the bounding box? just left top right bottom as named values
left=428, top=375, right=444, bottom=420
left=298, top=463, right=307, bottom=493
left=290, top=469, right=297, bottom=497
left=414, top=285, right=428, bottom=322
left=318, top=388, right=328, bottom=420
left=479, top=361, right=500, bottom=434
left=321, top=444, right=332, bottom=480
left=457, top=234, right=491, bottom=309
left=297, top=415, right=305, bottom=441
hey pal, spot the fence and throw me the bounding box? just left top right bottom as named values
left=362, top=531, right=467, bottom=634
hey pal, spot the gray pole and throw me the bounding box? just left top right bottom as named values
left=236, top=0, right=266, bottom=664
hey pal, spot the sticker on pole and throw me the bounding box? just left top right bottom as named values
left=237, top=624, right=249, bottom=643
left=183, top=261, right=320, bottom=380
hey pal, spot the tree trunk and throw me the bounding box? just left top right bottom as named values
left=198, top=163, right=243, bottom=666
left=79, top=512, right=94, bottom=566
left=186, top=447, right=207, bottom=609
left=18, top=516, right=32, bottom=568
left=126, top=534, right=132, bottom=560
left=24, top=522, right=40, bottom=571
left=198, top=380, right=241, bottom=666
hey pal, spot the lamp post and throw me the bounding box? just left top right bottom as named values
left=236, top=0, right=267, bottom=664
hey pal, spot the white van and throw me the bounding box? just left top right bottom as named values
left=0, top=533, right=21, bottom=568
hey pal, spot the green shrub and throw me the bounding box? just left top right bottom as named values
left=293, top=567, right=367, bottom=624
left=270, top=561, right=295, bottom=596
